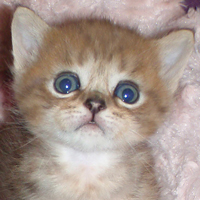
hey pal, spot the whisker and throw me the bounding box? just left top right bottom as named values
left=130, top=129, right=154, bottom=145
left=14, top=135, right=38, bottom=151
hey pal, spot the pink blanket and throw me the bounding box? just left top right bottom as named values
left=1, top=0, right=200, bottom=199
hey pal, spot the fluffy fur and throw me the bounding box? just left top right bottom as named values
left=0, top=7, right=193, bottom=200
left=0, top=0, right=199, bottom=199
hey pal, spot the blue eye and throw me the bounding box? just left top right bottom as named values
left=114, top=81, right=139, bottom=104
left=54, top=72, right=80, bottom=94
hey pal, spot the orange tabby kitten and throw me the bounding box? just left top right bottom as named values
left=0, top=7, right=193, bottom=200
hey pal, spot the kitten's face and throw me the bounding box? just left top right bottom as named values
left=12, top=8, right=194, bottom=151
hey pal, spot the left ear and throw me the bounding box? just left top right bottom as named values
left=11, top=7, right=50, bottom=77
left=156, top=30, right=194, bottom=95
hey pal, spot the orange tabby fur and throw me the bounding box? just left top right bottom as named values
left=0, top=7, right=193, bottom=200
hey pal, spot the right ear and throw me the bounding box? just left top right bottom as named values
left=156, top=30, right=194, bottom=95
left=11, top=7, right=50, bottom=75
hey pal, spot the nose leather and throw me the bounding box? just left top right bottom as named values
left=84, top=98, right=106, bottom=114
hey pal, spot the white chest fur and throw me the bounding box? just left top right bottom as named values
left=56, top=145, right=119, bottom=183
left=32, top=144, right=128, bottom=200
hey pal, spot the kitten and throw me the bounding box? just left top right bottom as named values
left=0, top=7, right=193, bottom=200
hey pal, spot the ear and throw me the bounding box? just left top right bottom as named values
left=11, top=7, right=50, bottom=75
left=157, top=30, right=194, bottom=95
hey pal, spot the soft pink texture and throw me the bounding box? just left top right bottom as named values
left=0, top=0, right=200, bottom=199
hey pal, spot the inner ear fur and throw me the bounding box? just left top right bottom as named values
left=156, top=30, right=194, bottom=95
left=12, top=7, right=50, bottom=77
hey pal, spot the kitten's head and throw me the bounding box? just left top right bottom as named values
left=11, top=7, right=194, bottom=151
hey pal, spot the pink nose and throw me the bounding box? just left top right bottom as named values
left=84, top=98, right=106, bottom=114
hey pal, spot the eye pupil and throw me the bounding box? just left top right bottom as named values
left=59, top=79, right=72, bottom=93
left=122, top=88, right=134, bottom=102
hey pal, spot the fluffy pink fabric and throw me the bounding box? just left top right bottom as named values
left=1, top=0, right=200, bottom=199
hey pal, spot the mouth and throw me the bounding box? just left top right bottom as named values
left=83, top=121, right=100, bottom=129
left=88, top=121, right=96, bottom=125
left=75, top=120, right=105, bottom=135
